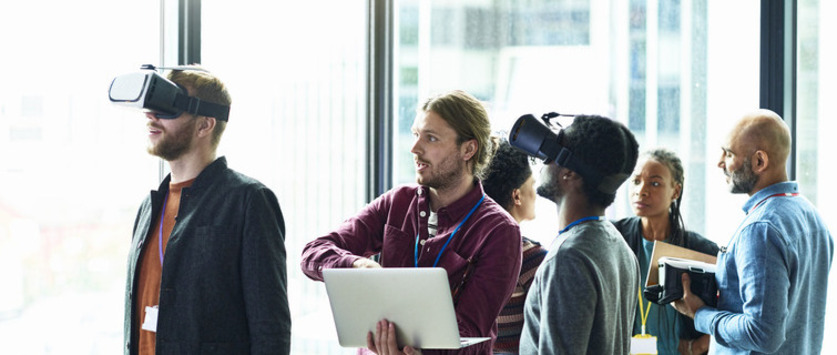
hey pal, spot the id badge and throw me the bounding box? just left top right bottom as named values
left=141, top=305, right=159, bottom=332
left=630, top=334, right=657, bottom=355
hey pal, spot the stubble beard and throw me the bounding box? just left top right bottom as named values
left=536, top=180, right=562, bottom=204
left=727, top=159, right=758, bottom=194
left=417, top=153, right=466, bottom=191
left=147, top=118, right=197, bottom=161
left=537, top=164, right=563, bottom=204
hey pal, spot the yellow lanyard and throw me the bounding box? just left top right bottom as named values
left=637, top=287, right=652, bottom=335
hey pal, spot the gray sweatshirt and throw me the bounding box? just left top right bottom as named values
left=520, top=220, right=640, bottom=355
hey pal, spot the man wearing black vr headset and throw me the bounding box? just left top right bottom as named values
left=117, top=66, right=291, bottom=354
left=511, top=113, right=641, bottom=354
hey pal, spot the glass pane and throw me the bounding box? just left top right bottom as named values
left=797, top=0, right=837, bottom=350
left=202, top=2, right=367, bottom=354
left=0, top=1, right=160, bottom=353
left=393, top=0, right=759, bottom=251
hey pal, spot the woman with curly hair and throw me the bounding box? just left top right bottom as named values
left=483, top=137, right=548, bottom=355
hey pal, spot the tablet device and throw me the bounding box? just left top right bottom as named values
left=654, top=257, right=718, bottom=306
left=322, top=267, right=490, bottom=349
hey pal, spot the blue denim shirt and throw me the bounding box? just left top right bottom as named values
left=694, top=182, right=833, bottom=354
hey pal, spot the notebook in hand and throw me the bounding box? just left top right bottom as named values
left=322, top=267, right=491, bottom=350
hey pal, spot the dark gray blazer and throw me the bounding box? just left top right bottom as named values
left=124, top=157, right=290, bottom=354
left=613, top=216, right=719, bottom=342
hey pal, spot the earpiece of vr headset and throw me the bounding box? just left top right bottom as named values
left=108, top=64, right=230, bottom=122
left=508, top=112, right=627, bottom=195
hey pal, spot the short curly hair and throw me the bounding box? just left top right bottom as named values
left=564, top=115, right=638, bottom=207
left=483, top=137, right=533, bottom=210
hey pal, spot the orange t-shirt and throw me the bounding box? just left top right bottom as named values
left=135, top=179, right=194, bottom=355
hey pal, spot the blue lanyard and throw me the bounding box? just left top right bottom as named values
left=558, top=215, right=603, bottom=235
left=414, top=195, right=485, bottom=268
left=158, top=193, right=169, bottom=267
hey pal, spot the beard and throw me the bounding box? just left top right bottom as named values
left=727, top=158, right=759, bottom=194
left=147, top=117, right=198, bottom=161
left=536, top=164, right=563, bottom=203
left=416, top=152, right=466, bottom=191
left=536, top=179, right=563, bottom=203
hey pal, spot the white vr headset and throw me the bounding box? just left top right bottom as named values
left=108, top=65, right=230, bottom=121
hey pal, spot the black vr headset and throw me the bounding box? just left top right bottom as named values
left=108, top=64, right=230, bottom=121
left=508, top=112, right=629, bottom=195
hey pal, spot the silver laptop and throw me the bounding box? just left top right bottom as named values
left=322, top=267, right=491, bottom=349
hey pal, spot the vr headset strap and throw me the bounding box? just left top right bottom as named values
left=555, top=146, right=629, bottom=196
left=173, top=94, right=230, bottom=122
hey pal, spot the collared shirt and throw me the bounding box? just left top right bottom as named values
left=301, top=182, right=523, bottom=355
left=694, top=181, right=834, bottom=354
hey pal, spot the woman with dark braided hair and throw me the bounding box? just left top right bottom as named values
left=613, top=148, right=719, bottom=355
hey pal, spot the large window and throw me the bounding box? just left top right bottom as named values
left=393, top=0, right=836, bottom=352
left=0, top=1, right=160, bottom=353
left=797, top=0, right=837, bottom=349
left=201, top=1, right=368, bottom=354
left=393, top=0, right=759, bottom=248
left=0, top=1, right=834, bottom=354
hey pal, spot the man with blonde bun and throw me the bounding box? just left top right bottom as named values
left=674, top=109, right=833, bottom=354
left=302, top=90, right=522, bottom=355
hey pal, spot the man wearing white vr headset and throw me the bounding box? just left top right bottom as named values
left=113, top=65, right=291, bottom=354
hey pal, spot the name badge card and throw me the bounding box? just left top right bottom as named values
left=630, top=334, right=657, bottom=355
left=141, top=305, right=159, bottom=333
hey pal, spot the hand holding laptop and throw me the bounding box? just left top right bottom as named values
left=367, top=319, right=423, bottom=355
left=351, top=259, right=420, bottom=354
left=323, top=268, right=490, bottom=350
left=353, top=257, right=382, bottom=269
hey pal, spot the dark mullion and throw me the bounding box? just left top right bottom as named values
left=760, top=0, right=796, bottom=179
left=367, top=0, right=394, bottom=202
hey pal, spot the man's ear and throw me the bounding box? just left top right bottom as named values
left=563, top=169, right=581, bottom=181
left=461, top=139, right=477, bottom=161
left=562, top=169, right=582, bottom=188
left=752, top=150, right=769, bottom=174
left=196, top=116, right=216, bottom=138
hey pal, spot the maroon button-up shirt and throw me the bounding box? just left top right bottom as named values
left=302, top=182, right=522, bottom=354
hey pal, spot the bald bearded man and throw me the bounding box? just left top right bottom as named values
left=673, top=109, right=834, bottom=354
